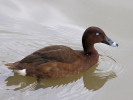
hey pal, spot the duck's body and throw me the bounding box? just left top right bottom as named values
left=5, top=27, right=118, bottom=79
left=6, top=45, right=98, bottom=78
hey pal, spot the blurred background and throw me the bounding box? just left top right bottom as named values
left=0, top=0, right=133, bottom=100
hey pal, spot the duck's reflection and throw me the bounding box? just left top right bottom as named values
left=5, top=63, right=117, bottom=91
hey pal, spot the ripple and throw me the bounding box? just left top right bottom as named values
left=94, top=47, right=124, bottom=79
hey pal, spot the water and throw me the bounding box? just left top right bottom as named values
left=0, top=0, right=133, bottom=100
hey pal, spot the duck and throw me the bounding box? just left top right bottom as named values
left=5, top=27, right=118, bottom=80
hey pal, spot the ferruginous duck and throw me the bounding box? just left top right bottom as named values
left=5, top=27, right=118, bottom=81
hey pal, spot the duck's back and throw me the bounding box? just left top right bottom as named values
left=5, top=45, right=83, bottom=78
left=22, top=45, right=80, bottom=63
left=9, top=45, right=80, bottom=69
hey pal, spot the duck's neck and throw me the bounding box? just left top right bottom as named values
left=83, top=44, right=97, bottom=55
left=82, top=32, right=99, bottom=56
left=81, top=43, right=99, bottom=71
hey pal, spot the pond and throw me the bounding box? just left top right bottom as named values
left=0, top=0, right=133, bottom=100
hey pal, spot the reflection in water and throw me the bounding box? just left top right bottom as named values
left=83, top=65, right=116, bottom=91
left=5, top=58, right=117, bottom=91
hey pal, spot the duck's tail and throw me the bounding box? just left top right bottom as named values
left=5, top=63, right=14, bottom=67
left=5, top=62, right=19, bottom=70
left=5, top=62, right=27, bottom=76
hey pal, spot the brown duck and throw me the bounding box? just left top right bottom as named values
left=5, top=27, right=118, bottom=80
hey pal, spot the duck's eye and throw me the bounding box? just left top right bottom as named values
left=96, top=33, right=100, bottom=36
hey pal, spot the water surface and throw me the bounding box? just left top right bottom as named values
left=0, top=0, right=133, bottom=100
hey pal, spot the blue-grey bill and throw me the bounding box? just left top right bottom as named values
left=102, top=36, right=118, bottom=47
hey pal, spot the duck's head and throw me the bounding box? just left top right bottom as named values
left=82, top=27, right=118, bottom=53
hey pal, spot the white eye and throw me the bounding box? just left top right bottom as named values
left=96, top=33, right=100, bottom=36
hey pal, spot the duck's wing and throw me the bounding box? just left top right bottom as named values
left=20, top=45, right=80, bottom=65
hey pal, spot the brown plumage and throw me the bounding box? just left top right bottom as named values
left=5, top=27, right=118, bottom=79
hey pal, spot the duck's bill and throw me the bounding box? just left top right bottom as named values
left=102, top=36, right=118, bottom=47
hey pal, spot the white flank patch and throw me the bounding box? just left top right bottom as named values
left=14, top=69, right=26, bottom=76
